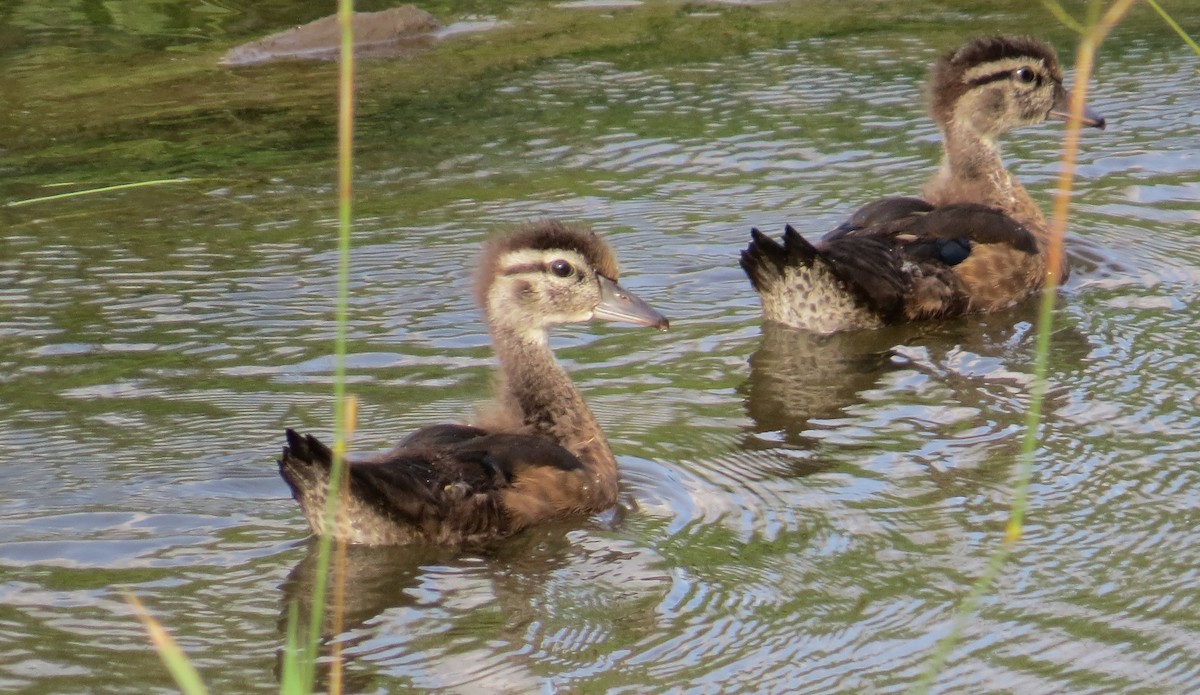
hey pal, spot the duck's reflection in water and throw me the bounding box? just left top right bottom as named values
left=275, top=522, right=592, bottom=692
left=740, top=321, right=909, bottom=449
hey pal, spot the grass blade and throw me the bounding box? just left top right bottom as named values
left=126, top=593, right=210, bottom=695
left=279, top=601, right=308, bottom=695
left=298, top=1, right=358, bottom=693
left=911, top=2, right=1138, bottom=691
left=1145, top=0, right=1200, bottom=59
left=6, top=178, right=192, bottom=207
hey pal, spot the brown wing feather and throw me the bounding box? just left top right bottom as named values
left=823, top=196, right=934, bottom=241
left=278, top=426, right=585, bottom=545
left=903, top=203, right=1037, bottom=253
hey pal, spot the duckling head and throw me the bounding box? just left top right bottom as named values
left=476, top=220, right=669, bottom=340
left=928, top=35, right=1105, bottom=140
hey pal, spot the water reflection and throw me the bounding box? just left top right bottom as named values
left=741, top=322, right=906, bottom=444
left=276, top=522, right=672, bottom=691
left=280, top=541, right=445, bottom=638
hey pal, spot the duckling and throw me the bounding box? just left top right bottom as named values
left=278, top=220, right=669, bottom=546
left=741, top=35, right=1106, bottom=333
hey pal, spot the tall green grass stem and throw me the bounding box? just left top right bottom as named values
left=912, top=1, right=1141, bottom=691
left=1145, top=0, right=1200, bottom=56
left=294, top=1, right=357, bottom=692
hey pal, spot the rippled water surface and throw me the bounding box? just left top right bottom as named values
left=3, top=2, right=1199, bottom=693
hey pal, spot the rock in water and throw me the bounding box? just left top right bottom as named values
left=221, top=6, right=441, bottom=66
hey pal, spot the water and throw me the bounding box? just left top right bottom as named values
left=3, top=2, right=1199, bottom=692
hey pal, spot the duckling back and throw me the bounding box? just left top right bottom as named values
left=741, top=201, right=1037, bottom=333
left=279, top=425, right=588, bottom=546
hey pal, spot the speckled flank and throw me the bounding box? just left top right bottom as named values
left=284, top=462, right=424, bottom=545
left=759, top=260, right=882, bottom=333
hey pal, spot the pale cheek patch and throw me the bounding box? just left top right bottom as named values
left=952, top=91, right=999, bottom=131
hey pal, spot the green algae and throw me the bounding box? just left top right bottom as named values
left=0, top=0, right=1104, bottom=193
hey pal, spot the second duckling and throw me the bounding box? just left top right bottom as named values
left=741, top=35, right=1106, bottom=334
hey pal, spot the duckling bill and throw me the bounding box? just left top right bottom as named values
left=279, top=220, right=667, bottom=546
left=741, top=35, right=1106, bottom=334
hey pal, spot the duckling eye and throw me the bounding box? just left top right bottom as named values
left=549, top=259, right=574, bottom=278
left=1014, top=67, right=1036, bottom=84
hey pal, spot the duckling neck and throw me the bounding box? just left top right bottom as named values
left=925, top=124, right=1047, bottom=233
left=490, top=324, right=619, bottom=505
left=926, top=124, right=1063, bottom=279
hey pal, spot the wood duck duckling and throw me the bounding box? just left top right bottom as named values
left=741, top=35, right=1105, bottom=334
left=279, top=220, right=669, bottom=546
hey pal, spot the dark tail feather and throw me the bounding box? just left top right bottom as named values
left=281, top=428, right=333, bottom=469
left=740, top=225, right=821, bottom=294
left=278, top=428, right=334, bottom=501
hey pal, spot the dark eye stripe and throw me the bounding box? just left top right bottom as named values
left=500, top=262, right=547, bottom=276
left=963, top=64, right=1047, bottom=90
left=500, top=261, right=581, bottom=277
left=963, top=70, right=1020, bottom=89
